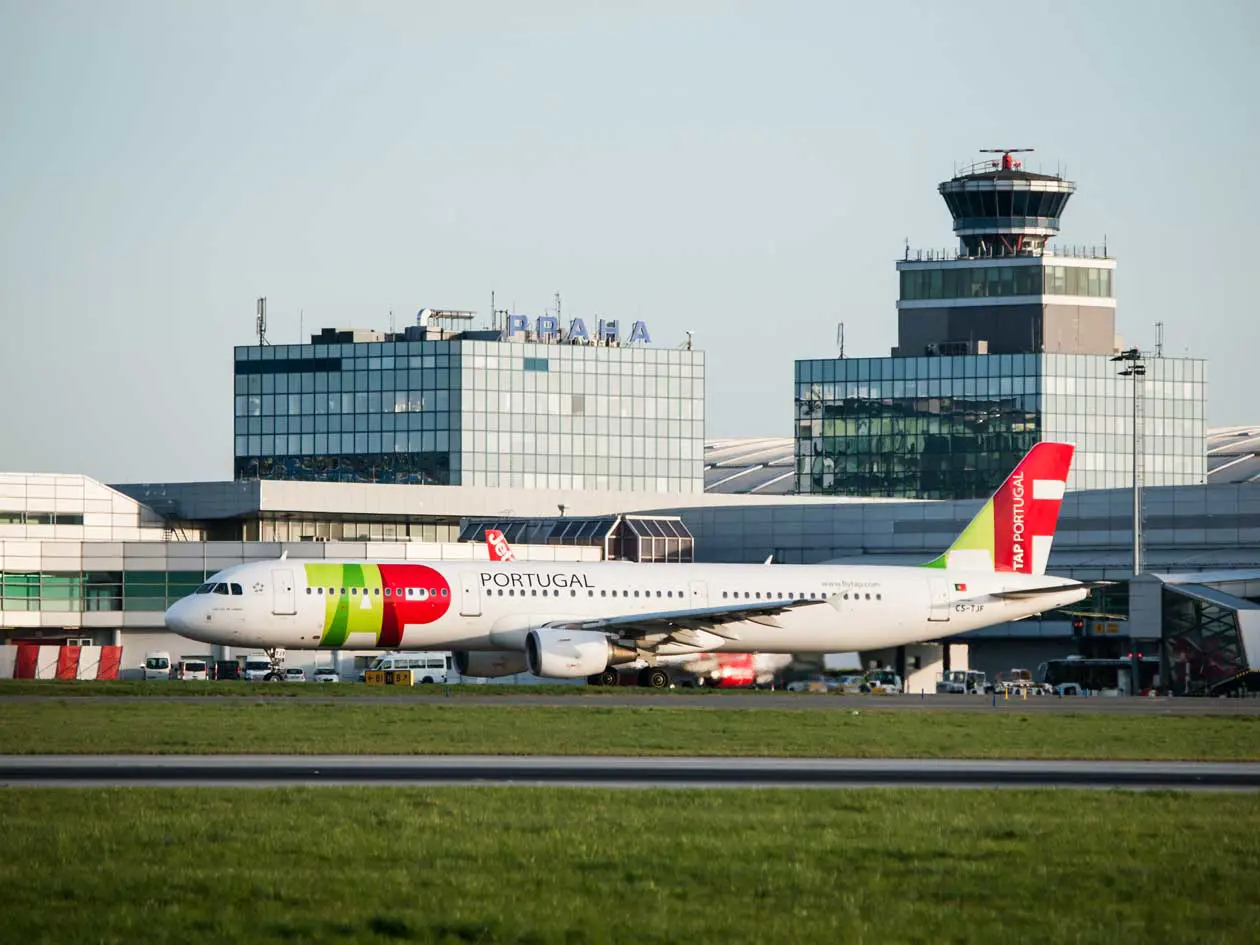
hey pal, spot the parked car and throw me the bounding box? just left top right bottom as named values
left=282, top=667, right=306, bottom=682
left=861, top=669, right=903, bottom=694
left=833, top=673, right=866, bottom=694
left=785, top=676, right=835, bottom=693
left=313, top=667, right=340, bottom=683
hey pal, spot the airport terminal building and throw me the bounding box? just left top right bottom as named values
left=234, top=314, right=705, bottom=495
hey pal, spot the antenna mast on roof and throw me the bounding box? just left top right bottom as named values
left=978, top=147, right=1035, bottom=171
left=1155, top=321, right=1164, bottom=358
left=836, top=322, right=845, bottom=358
left=256, top=297, right=269, bottom=346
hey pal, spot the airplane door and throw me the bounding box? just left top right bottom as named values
left=272, top=569, right=297, bottom=616
left=460, top=571, right=482, bottom=617
left=689, top=580, right=708, bottom=609
left=927, top=576, right=951, bottom=623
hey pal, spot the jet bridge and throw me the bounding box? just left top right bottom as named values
left=1161, top=582, right=1260, bottom=696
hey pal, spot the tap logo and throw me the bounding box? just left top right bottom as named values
left=1009, top=471, right=1026, bottom=572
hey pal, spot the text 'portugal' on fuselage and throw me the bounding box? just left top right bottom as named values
left=165, top=442, right=1091, bottom=683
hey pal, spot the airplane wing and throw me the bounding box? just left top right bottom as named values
left=542, top=598, right=828, bottom=644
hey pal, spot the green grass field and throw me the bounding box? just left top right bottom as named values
left=3, top=700, right=1259, bottom=759
left=3, top=788, right=1257, bottom=944
left=0, top=679, right=600, bottom=698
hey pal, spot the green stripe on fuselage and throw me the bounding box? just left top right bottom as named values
left=304, top=563, right=384, bottom=647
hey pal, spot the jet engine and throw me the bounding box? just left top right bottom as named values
left=453, top=651, right=529, bottom=678
left=525, top=629, right=637, bottom=679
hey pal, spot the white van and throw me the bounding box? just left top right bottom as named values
left=242, top=655, right=275, bottom=681
left=143, top=651, right=172, bottom=680
left=175, top=656, right=209, bottom=681
left=361, top=652, right=451, bottom=684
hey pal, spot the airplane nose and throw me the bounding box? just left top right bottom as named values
left=165, top=597, right=192, bottom=635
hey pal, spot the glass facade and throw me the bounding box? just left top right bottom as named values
left=795, top=354, right=1206, bottom=498
left=0, top=570, right=208, bottom=613
left=899, top=264, right=1113, bottom=302
left=234, top=338, right=705, bottom=493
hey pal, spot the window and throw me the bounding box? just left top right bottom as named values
left=195, top=583, right=214, bottom=594
left=213, top=583, right=229, bottom=595
left=305, top=587, right=312, bottom=595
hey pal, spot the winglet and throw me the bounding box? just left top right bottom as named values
left=923, top=442, right=1074, bottom=575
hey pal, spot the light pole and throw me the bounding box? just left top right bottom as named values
left=1110, top=348, right=1146, bottom=575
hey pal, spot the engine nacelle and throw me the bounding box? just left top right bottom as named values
left=525, top=629, right=637, bottom=679
left=453, top=650, right=529, bottom=678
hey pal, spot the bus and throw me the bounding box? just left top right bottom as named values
left=1037, top=655, right=1160, bottom=696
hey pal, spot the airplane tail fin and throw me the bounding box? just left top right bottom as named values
left=923, top=442, right=1074, bottom=576
left=485, top=529, right=517, bottom=562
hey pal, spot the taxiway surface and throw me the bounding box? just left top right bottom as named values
left=3, top=755, right=1258, bottom=790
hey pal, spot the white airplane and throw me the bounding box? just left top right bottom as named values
left=165, top=442, right=1091, bottom=687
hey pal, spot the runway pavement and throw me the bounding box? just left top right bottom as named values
left=3, top=755, right=1258, bottom=789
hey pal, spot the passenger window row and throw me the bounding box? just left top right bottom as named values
left=305, top=586, right=451, bottom=599
left=720, top=590, right=880, bottom=602
left=483, top=588, right=688, bottom=599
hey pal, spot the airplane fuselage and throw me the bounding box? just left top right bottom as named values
left=164, top=558, right=1087, bottom=658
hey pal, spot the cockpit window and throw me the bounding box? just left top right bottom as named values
left=213, top=583, right=229, bottom=595
left=195, top=583, right=214, bottom=594
left=230, top=584, right=243, bottom=596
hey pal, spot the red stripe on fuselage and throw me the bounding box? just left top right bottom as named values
left=377, top=564, right=453, bottom=647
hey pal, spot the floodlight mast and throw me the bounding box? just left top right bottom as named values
left=1111, top=347, right=1147, bottom=575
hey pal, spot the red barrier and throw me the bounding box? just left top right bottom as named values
left=96, top=646, right=122, bottom=680
left=14, top=645, right=39, bottom=679
left=56, top=647, right=81, bottom=680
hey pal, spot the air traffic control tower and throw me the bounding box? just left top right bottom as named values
left=794, top=150, right=1206, bottom=498
left=894, top=149, right=1115, bottom=357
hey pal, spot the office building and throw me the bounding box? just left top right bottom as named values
left=234, top=312, right=705, bottom=494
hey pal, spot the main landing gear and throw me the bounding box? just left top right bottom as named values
left=584, top=667, right=672, bottom=688
left=637, top=667, right=671, bottom=689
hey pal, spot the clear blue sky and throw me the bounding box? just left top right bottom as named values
left=1, top=0, right=1255, bottom=483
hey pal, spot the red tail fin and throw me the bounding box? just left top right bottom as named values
left=485, top=529, right=516, bottom=562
